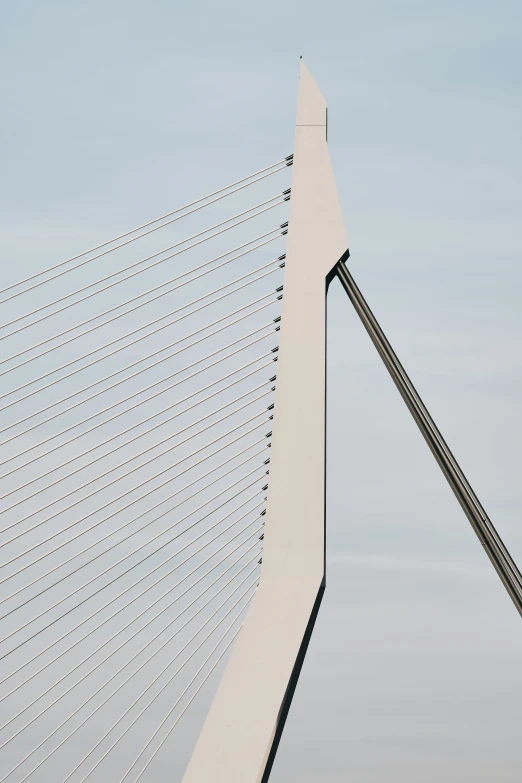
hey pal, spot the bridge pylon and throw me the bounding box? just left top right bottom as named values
left=182, top=60, right=349, bottom=783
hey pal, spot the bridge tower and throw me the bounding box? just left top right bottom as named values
left=182, top=60, right=348, bottom=783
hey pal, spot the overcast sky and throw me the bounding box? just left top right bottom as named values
left=1, top=1, right=522, bottom=781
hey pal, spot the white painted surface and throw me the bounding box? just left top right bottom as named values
left=182, top=61, right=348, bottom=783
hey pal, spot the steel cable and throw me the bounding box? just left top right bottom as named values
left=0, top=417, right=271, bottom=593
left=0, top=266, right=283, bottom=408
left=0, top=553, right=260, bottom=783
left=0, top=521, right=262, bottom=706
left=129, top=627, right=242, bottom=783
left=0, top=193, right=287, bottom=345
left=1, top=370, right=274, bottom=549
left=1, top=322, right=276, bottom=502
left=1, top=340, right=276, bottom=513
left=0, top=155, right=291, bottom=302
left=0, top=512, right=264, bottom=725
left=0, top=444, right=267, bottom=611
left=0, top=490, right=264, bottom=660
left=0, top=296, right=275, bottom=496
left=67, top=576, right=257, bottom=783
left=0, top=295, right=279, bottom=474
left=0, top=226, right=282, bottom=361
left=0, top=156, right=287, bottom=776
left=118, top=600, right=249, bottom=783
left=3, top=466, right=266, bottom=644
left=0, top=243, right=284, bottom=383
left=0, top=261, right=281, bottom=445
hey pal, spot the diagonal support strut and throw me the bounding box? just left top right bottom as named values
left=336, top=257, right=522, bottom=617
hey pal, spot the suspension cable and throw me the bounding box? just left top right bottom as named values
left=0, top=154, right=291, bottom=301
left=2, top=556, right=260, bottom=783
left=0, top=295, right=279, bottom=473
left=0, top=414, right=266, bottom=622
left=0, top=414, right=271, bottom=589
left=0, top=242, right=284, bottom=382
left=0, top=513, right=263, bottom=715
left=1, top=424, right=270, bottom=611
left=0, top=161, right=284, bottom=778
left=0, top=261, right=281, bottom=444
left=67, top=574, right=258, bottom=783
left=0, top=192, right=287, bottom=338
left=1, top=339, right=276, bottom=511
left=0, top=530, right=262, bottom=759
left=2, top=464, right=267, bottom=649
left=0, top=296, right=279, bottom=433
left=0, top=334, right=276, bottom=528
left=131, top=625, right=243, bottom=783
left=1, top=322, right=276, bottom=500
left=0, top=216, right=281, bottom=366
left=0, top=226, right=281, bottom=359
left=1, top=371, right=274, bottom=549
left=0, top=266, right=283, bottom=407
left=118, top=600, right=249, bottom=783
left=3, top=465, right=266, bottom=643
left=0, top=308, right=276, bottom=496
left=1, top=444, right=267, bottom=612
left=0, top=522, right=262, bottom=703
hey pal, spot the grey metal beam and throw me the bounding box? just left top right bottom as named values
left=336, top=255, right=522, bottom=617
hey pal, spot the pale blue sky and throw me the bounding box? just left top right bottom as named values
left=1, top=1, right=522, bottom=781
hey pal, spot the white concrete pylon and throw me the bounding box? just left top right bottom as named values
left=182, top=61, right=348, bottom=783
